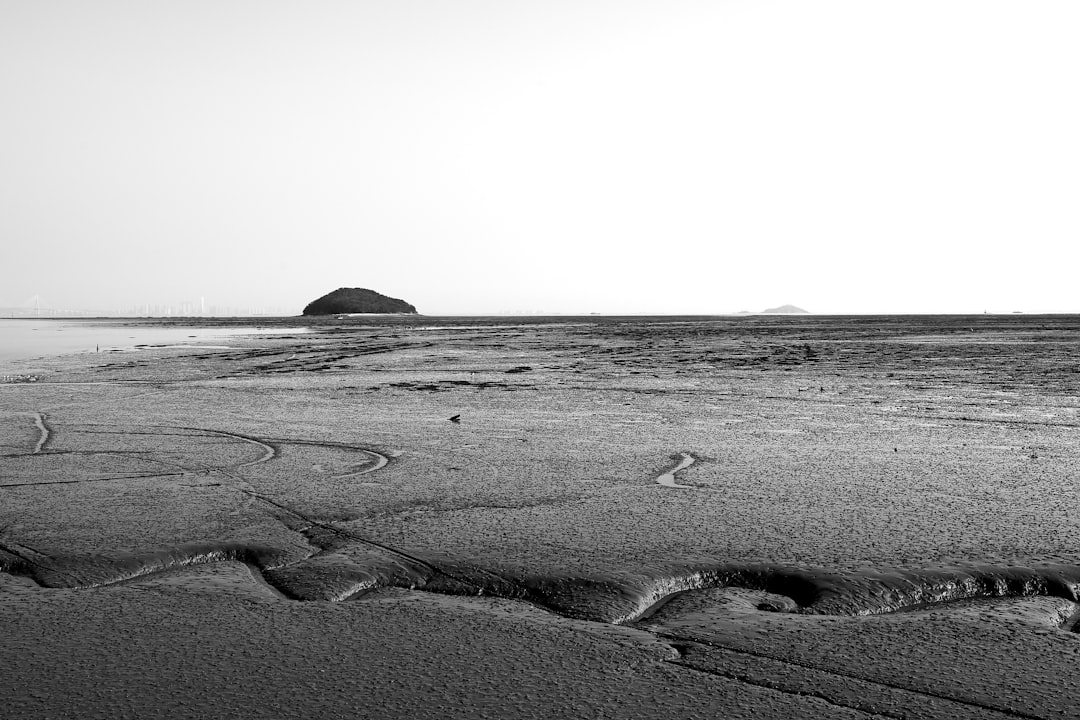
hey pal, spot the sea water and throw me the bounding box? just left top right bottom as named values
left=0, top=319, right=307, bottom=371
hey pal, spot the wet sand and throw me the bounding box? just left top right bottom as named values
left=3, top=314, right=1080, bottom=718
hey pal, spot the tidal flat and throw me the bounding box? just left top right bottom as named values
left=3, top=314, right=1080, bottom=719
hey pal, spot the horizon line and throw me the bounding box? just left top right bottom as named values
left=5, top=310, right=1080, bottom=320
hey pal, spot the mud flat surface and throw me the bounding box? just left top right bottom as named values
left=3, top=314, right=1080, bottom=718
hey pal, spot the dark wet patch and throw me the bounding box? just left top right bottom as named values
left=381, top=380, right=533, bottom=392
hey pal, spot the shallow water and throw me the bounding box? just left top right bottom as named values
left=0, top=319, right=309, bottom=370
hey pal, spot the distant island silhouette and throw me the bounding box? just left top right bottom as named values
left=760, top=304, right=809, bottom=314
left=302, top=288, right=418, bottom=315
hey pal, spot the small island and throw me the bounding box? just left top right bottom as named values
left=761, top=304, right=809, bottom=314
left=302, top=288, right=418, bottom=316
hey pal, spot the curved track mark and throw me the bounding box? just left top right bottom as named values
left=181, top=427, right=277, bottom=468
left=261, top=437, right=393, bottom=479
left=331, top=449, right=389, bottom=478
left=656, top=452, right=695, bottom=488
left=31, top=412, right=50, bottom=454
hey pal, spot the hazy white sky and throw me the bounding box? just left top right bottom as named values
left=2, top=1, right=1077, bottom=315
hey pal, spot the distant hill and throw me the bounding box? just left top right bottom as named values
left=760, top=304, right=809, bottom=314
left=302, top=288, right=418, bottom=315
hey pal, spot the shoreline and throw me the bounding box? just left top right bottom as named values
left=0, top=318, right=313, bottom=369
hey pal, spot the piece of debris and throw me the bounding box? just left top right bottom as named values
left=449, top=414, right=461, bottom=423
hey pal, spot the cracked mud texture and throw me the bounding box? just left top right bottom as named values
left=3, top=314, right=1080, bottom=718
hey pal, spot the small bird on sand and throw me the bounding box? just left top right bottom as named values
left=449, top=414, right=461, bottom=423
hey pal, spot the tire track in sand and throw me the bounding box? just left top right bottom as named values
left=180, top=427, right=277, bottom=468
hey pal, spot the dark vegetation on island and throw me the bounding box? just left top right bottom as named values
left=302, top=288, right=418, bottom=316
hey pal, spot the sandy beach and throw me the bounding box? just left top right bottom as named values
left=3, top=314, right=1080, bottom=718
